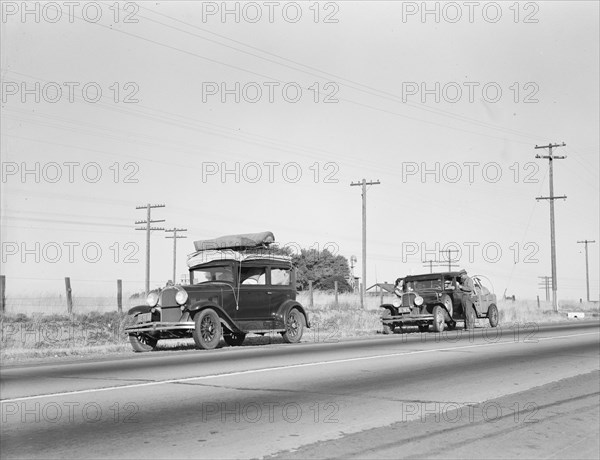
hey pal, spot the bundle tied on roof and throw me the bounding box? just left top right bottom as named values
left=193, top=231, right=275, bottom=252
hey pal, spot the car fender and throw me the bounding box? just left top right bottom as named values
left=187, top=301, right=239, bottom=333
left=127, top=305, right=152, bottom=316
left=380, top=304, right=398, bottom=317
left=275, top=300, right=310, bottom=328
left=478, top=302, right=497, bottom=317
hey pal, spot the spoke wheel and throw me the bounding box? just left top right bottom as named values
left=282, top=309, right=305, bottom=343
left=192, top=309, right=222, bottom=350
left=128, top=333, right=158, bottom=352
left=488, top=304, right=499, bottom=327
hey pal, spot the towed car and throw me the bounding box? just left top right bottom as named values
left=124, top=232, right=310, bottom=351
left=380, top=270, right=498, bottom=333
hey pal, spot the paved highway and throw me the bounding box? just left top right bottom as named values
left=1, top=322, right=599, bottom=459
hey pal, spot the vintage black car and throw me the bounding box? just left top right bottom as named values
left=380, top=270, right=498, bottom=333
left=125, top=232, right=310, bottom=351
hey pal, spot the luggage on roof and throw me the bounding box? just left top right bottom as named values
left=193, top=231, right=275, bottom=252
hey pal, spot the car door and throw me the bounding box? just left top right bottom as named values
left=472, top=277, right=490, bottom=314
left=268, top=266, right=294, bottom=327
left=236, top=263, right=273, bottom=329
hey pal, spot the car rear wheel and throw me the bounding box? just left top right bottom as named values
left=432, top=306, right=446, bottom=333
left=224, top=332, right=246, bottom=346
left=128, top=333, right=158, bottom=352
left=488, top=304, right=499, bottom=327
left=282, top=309, right=305, bottom=343
left=464, top=305, right=476, bottom=330
left=192, top=309, right=222, bottom=350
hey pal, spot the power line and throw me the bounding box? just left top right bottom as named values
left=439, top=249, right=461, bottom=271
left=535, top=142, right=566, bottom=312
left=137, top=4, right=544, bottom=143
left=53, top=7, right=545, bottom=146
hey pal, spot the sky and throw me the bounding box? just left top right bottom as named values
left=1, top=0, right=598, bottom=303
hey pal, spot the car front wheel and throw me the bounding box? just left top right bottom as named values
left=440, top=294, right=453, bottom=315
left=432, top=305, right=446, bottom=333
left=488, top=304, right=499, bottom=327
left=282, top=309, right=305, bottom=343
left=128, top=333, right=158, bottom=352
left=193, top=309, right=222, bottom=350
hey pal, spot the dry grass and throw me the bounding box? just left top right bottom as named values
left=1, top=291, right=597, bottom=362
left=1, top=292, right=141, bottom=316
left=498, top=298, right=599, bottom=323
left=0, top=311, right=133, bottom=362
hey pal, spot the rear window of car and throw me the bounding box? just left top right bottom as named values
left=271, top=268, right=291, bottom=285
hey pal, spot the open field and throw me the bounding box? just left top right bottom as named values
left=1, top=291, right=598, bottom=362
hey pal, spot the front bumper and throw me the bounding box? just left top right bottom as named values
left=125, top=321, right=195, bottom=333
left=382, top=313, right=434, bottom=324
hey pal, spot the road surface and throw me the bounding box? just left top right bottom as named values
left=1, top=321, right=599, bottom=459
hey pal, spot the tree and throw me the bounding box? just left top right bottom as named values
left=292, top=248, right=352, bottom=292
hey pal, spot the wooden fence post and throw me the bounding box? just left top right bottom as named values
left=537, top=295, right=540, bottom=309
left=65, top=277, right=73, bottom=315
left=0, top=275, right=5, bottom=313
left=334, top=280, right=338, bottom=308
left=308, top=280, right=313, bottom=308
left=117, top=279, right=123, bottom=313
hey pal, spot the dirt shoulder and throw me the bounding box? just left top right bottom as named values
left=267, top=370, right=600, bottom=459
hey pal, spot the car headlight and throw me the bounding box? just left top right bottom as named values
left=175, top=289, right=189, bottom=305
left=392, top=300, right=401, bottom=308
left=146, top=292, right=159, bottom=307
left=414, top=296, right=424, bottom=306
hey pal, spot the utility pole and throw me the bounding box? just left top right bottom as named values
left=166, top=228, right=187, bottom=284
left=577, top=240, right=596, bottom=302
left=535, top=142, right=566, bottom=312
left=422, top=259, right=435, bottom=274
left=538, top=276, right=551, bottom=302
left=135, top=204, right=165, bottom=296
left=350, top=179, right=381, bottom=308
left=439, top=249, right=460, bottom=271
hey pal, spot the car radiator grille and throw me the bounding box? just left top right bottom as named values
left=402, top=293, right=416, bottom=307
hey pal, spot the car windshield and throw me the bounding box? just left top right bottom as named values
left=411, top=278, right=442, bottom=290
left=191, top=265, right=234, bottom=283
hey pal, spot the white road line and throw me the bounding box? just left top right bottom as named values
left=1, top=332, right=598, bottom=403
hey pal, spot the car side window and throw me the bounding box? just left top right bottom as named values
left=271, top=268, right=291, bottom=285
left=241, top=267, right=267, bottom=285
